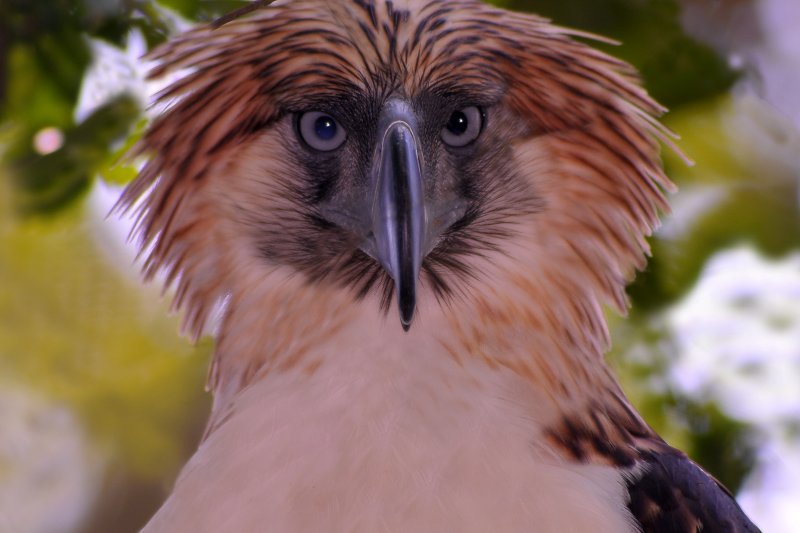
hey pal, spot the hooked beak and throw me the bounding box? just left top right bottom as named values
left=370, top=102, right=425, bottom=331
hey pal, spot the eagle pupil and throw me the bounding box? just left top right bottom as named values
left=315, top=116, right=337, bottom=140
left=446, top=111, right=469, bottom=135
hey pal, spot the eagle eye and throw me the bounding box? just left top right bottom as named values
left=298, top=111, right=347, bottom=151
left=441, top=106, right=484, bottom=147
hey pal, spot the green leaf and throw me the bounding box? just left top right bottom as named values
left=99, top=117, right=146, bottom=186
left=6, top=95, right=141, bottom=215
left=502, top=0, right=738, bottom=108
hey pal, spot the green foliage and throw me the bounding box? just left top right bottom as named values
left=0, top=0, right=237, bottom=217
left=0, top=175, right=212, bottom=529
left=502, top=0, right=738, bottom=108
left=156, top=0, right=251, bottom=21
left=1, top=1, right=143, bottom=216
left=8, top=95, right=141, bottom=214
left=680, top=400, right=757, bottom=492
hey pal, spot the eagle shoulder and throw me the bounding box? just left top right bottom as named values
left=626, top=448, right=761, bottom=533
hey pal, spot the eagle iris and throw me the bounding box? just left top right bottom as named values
left=298, top=111, right=347, bottom=151
left=441, top=106, right=483, bottom=147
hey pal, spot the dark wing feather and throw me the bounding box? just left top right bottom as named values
left=626, top=449, right=761, bottom=533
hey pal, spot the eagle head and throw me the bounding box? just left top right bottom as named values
left=118, top=0, right=675, bottom=390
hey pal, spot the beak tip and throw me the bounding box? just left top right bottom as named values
left=399, top=304, right=415, bottom=332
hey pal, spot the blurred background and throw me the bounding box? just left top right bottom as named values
left=0, top=0, right=798, bottom=531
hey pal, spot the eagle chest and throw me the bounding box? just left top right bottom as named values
left=144, top=362, right=636, bottom=533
